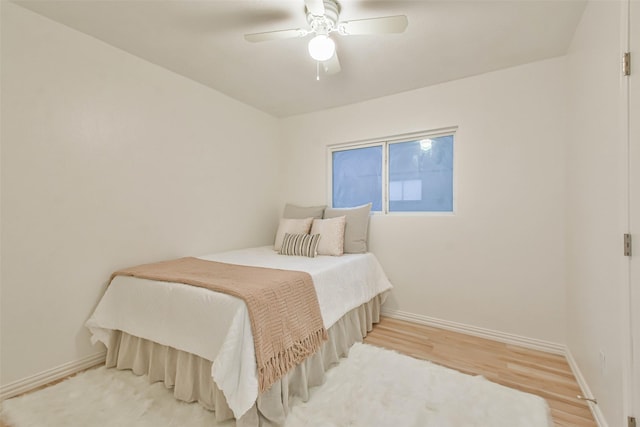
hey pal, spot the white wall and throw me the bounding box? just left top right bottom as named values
left=281, top=58, right=567, bottom=345
left=4, top=4, right=631, bottom=425
left=0, top=3, right=282, bottom=386
left=565, top=1, right=626, bottom=425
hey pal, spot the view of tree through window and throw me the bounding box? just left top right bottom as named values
left=331, top=133, right=454, bottom=213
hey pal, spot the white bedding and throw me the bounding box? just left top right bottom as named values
left=86, top=246, right=392, bottom=419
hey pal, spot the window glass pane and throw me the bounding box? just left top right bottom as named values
left=388, top=135, right=453, bottom=212
left=332, top=146, right=382, bottom=211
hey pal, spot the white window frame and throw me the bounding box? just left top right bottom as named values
left=327, top=127, right=457, bottom=215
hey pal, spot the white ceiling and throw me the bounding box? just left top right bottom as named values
left=13, top=0, right=586, bottom=117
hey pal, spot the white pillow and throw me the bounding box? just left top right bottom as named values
left=274, top=217, right=313, bottom=251
left=310, top=216, right=346, bottom=256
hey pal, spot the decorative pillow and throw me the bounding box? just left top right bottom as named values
left=279, top=233, right=321, bottom=258
left=323, top=203, right=372, bottom=253
left=310, top=216, right=346, bottom=256
left=283, top=203, right=326, bottom=219
left=273, top=217, right=313, bottom=251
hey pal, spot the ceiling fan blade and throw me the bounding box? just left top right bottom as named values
left=322, top=52, right=341, bottom=75
left=339, top=15, right=408, bottom=35
left=244, top=28, right=308, bottom=43
left=305, top=0, right=325, bottom=16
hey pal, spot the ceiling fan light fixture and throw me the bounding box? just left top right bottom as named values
left=308, top=35, right=335, bottom=61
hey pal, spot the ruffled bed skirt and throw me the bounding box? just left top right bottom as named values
left=105, top=292, right=386, bottom=426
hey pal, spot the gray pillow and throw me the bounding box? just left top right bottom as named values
left=323, top=203, right=372, bottom=253
left=283, top=203, right=326, bottom=219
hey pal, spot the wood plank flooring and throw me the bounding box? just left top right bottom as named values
left=363, top=316, right=597, bottom=427
left=1, top=316, right=597, bottom=426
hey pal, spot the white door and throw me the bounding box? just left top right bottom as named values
left=630, top=0, right=640, bottom=421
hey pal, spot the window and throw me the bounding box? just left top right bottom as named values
left=332, top=145, right=383, bottom=211
left=330, top=129, right=455, bottom=213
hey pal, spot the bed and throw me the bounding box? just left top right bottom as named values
left=86, top=243, right=392, bottom=426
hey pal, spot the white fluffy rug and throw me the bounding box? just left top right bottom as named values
left=1, top=343, right=552, bottom=427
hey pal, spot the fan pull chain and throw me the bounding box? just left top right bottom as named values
left=316, top=61, right=320, bottom=81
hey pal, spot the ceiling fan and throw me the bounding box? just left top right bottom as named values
left=244, top=0, right=408, bottom=76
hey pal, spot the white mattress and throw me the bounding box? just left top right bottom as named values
left=86, top=246, right=392, bottom=418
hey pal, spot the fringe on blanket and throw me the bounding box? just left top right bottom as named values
left=258, top=328, right=329, bottom=392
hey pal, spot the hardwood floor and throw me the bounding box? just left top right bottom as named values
left=1, top=316, right=597, bottom=427
left=363, top=316, right=597, bottom=427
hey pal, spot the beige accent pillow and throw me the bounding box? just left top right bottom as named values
left=323, top=203, right=372, bottom=253
left=274, top=217, right=313, bottom=251
left=310, top=216, right=346, bottom=256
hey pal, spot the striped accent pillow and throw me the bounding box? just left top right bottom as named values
left=279, top=233, right=321, bottom=258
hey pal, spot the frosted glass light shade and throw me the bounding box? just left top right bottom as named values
left=308, top=35, right=335, bottom=61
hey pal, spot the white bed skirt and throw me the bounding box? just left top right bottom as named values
left=105, top=292, right=386, bottom=426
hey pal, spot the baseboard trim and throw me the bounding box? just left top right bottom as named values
left=0, top=351, right=106, bottom=401
left=565, top=348, right=609, bottom=427
left=381, top=309, right=566, bottom=355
